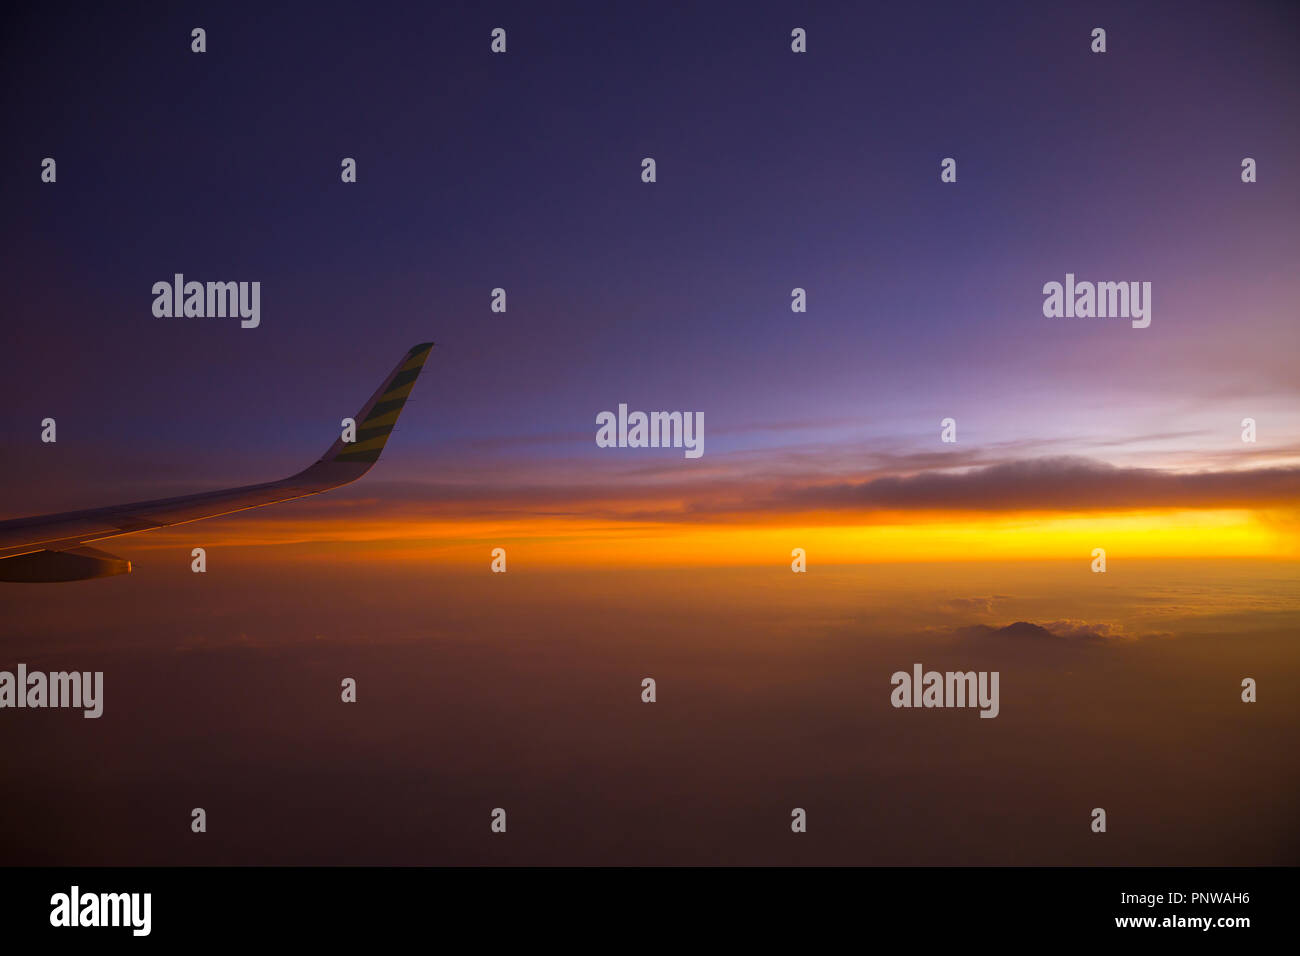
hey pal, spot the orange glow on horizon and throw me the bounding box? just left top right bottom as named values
left=122, top=506, right=1300, bottom=566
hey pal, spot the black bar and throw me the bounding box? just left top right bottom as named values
left=0, top=866, right=1284, bottom=942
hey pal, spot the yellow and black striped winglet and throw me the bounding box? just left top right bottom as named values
left=329, top=342, right=434, bottom=465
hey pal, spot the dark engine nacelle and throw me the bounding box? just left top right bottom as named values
left=0, top=546, right=132, bottom=583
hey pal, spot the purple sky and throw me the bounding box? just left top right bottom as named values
left=1, top=0, right=1297, bottom=516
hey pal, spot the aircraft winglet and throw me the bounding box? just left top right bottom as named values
left=318, top=342, right=434, bottom=467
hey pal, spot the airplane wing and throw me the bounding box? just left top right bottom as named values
left=0, top=342, right=434, bottom=582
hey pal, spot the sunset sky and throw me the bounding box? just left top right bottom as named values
left=1, top=0, right=1297, bottom=571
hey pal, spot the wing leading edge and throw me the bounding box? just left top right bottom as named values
left=0, top=342, right=433, bottom=581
